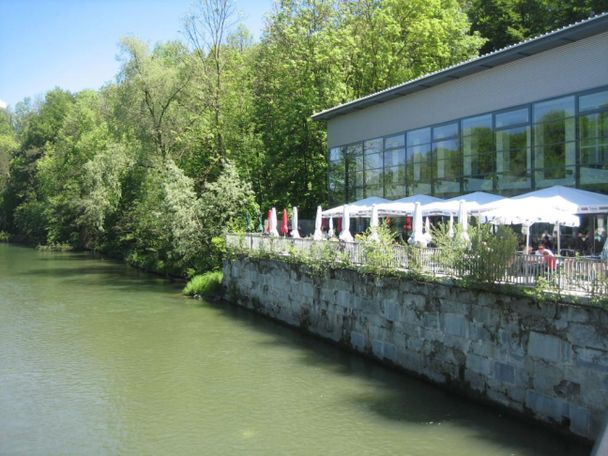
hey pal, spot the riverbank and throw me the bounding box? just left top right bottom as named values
left=224, top=256, right=608, bottom=443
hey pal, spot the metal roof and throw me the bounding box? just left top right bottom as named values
left=312, top=12, right=608, bottom=121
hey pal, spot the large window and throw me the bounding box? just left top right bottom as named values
left=579, top=89, right=608, bottom=193
left=364, top=138, right=383, bottom=197
left=495, top=107, right=531, bottom=193
left=383, top=134, right=406, bottom=198
left=533, top=96, right=575, bottom=188
left=328, top=86, right=608, bottom=204
left=407, top=128, right=432, bottom=195
left=462, top=114, right=494, bottom=192
left=328, top=147, right=345, bottom=206
left=432, top=122, right=461, bottom=197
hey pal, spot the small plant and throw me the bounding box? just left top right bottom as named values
left=358, top=223, right=400, bottom=274
left=0, top=231, right=9, bottom=242
left=183, top=271, right=224, bottom=298
left=36, top=243, right=74, bottom=252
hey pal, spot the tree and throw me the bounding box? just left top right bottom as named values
left=467, top=0, right=608, bottom=54
left=116, top=38, right=192, bottom=160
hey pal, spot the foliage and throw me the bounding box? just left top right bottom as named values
left=183, top=270, right=224, bottom=297
left=431, top=222, right=518, bottom=284
left=467, top=0, right=608, bottom=54
left=357, top=223, right=401, bottom=274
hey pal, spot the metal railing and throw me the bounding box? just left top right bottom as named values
left=226, top=233, right=608, bottom=297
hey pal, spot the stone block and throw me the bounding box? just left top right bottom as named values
left=467, top=353, right=492, bottom=376
left=525, top=390, right=569, bottom=422
left=528, top=331, right=571, bottom=363
left=443, top=313, right=467, bottom=337
left=371, top=339, right=384, bottom=358
left=568, top=323, right=608, bottom=351
left=574, top=347, right=608, bottom=372
left=350, top=331, right=366, bottom=351
left=471, top=304, right=501, bottom=327
left=569, top=404, right=591, bottom=437
left=494, top=362, right=516, bottom=384
left=383, top=301, right=400, bottom=322
left=422, top=312, right=440, bottom=330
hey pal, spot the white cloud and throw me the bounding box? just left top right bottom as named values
left=0, top=99, right=7, bottom=109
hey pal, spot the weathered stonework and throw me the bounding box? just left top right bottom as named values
left=223, top=257, right=608, bottom=441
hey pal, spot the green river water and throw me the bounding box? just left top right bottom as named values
left=0, top=243, right=590, bottom=455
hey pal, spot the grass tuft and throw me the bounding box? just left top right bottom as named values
left=183, top=271, right=223, bottom=298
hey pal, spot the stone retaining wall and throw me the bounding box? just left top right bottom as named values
left=223, top=257, right=608, bottom=441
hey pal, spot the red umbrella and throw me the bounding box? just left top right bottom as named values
left=281, top=208, right=289, bottom=236
left=266, top=209, right=272, bottom=233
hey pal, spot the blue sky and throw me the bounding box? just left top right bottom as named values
left=0, top=0, right=274, bottom=108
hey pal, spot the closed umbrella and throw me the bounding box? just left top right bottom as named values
left=408, top=202, right=426, bottom=247
left=245, top=211, right=252, bottom=232
left=369, top=204, right=379, bottom=242
left=339, top=205, right=353, bottom=242
left=270, top=207, right=279, bottom=237
left=448, top=214, right=454, bottom=238
left=266, top=209, right=272, bottom=233
left=458, top=200, right=469, bottom=243
left=257, top=214, right=264, bottom=232
left=328, top=217, right=334, bottom=238
left=291, top=206, right=300, bottom=238
left=313, top=206, right=323, bottom=240
left=424, top=217, right=432, bottom=243
left=281, top=208, right=289, bottom=236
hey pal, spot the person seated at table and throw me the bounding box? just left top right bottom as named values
left=536, top=243, right=557, bottom=270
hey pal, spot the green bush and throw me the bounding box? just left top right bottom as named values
left=183, top=271, right=224, bottom=298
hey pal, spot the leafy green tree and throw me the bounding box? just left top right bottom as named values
left=468, top=0, right=608, bottom=54
left=198, top=160, right=258, bottom=270
left=116, top=38, right=193, bottom=160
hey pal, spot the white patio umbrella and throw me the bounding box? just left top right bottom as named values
left=339, top=205, right=353, bottom=242
left=407, top=202, right=426, bottom=247
left=291, top=206, right=300, bottom=239
left=480, top=199, right=580, bottom=251
left=448, top=214, right=455, bottom=238
left=458, top=200, right=470, bottom=243
left=313, top=206, right=323, bottom=240
left=369, top=204, right=379, bottom=242
left=270, top=207, right=279, bottom=237
left=322, top=196, right=389, bottom=218
left=328, top=217, right=335, bottom=238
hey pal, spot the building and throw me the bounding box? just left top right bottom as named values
left=312, top=13, right=608, bottom=207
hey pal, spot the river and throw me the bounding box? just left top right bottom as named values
left=0, top=243, right=589, bottom=455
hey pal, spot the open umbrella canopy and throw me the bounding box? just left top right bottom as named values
left=423, top=192, right=506, bottom=216
left=479, top=199, right=580, bottom=227
left=512, top=185, right=608, bottom=214
left=395, top=194, right=443, bottom=204
left=322, top=196, right=389, bottom=218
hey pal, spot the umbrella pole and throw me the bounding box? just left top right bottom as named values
left=526, top=231, right=530, bottom=251
left=557, top=224, right=561, bottom=255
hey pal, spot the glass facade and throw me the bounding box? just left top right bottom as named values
left=328, top=86, right=608, bottom=203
